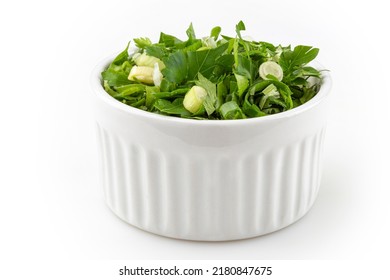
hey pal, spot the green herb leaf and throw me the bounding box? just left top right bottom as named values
left=101, top=68, right=132, bottom=87
left=234, top=72, right=249, bottom=97
left=279, top=45, right=319, bottom=75
left=162, top=51, right=188, bottom=83
left=235, top=20, right=246, bottom=39
left=210, top=26, right=221, bottom=40
left=293, top=66, right=321, bottom=78
left=159, top=32, right=183, bottom=48
left=115, top=84, right=145, bottom=95
left=145, top=86, right=159, bottom=109
left=145, top=44, right=169, bottom=60
left=195, top=73, right=217, bottom=115
left=242, top=99, right=266, bottom=117
left=186, top=23, right=196, bottom=42
left=153, top=88, right=189, bottom=99
left=271, top=80, right=294, bottom=109
left=236, top=55, right=256, bottom=80
left=134, top=38, right=152, bottom=49
left=300, top=85, right=318, bottom=104
left=111, top=43, right=130, bottom=65
left=216, top=81, right=228, bottom=110
left=187, top=43, right=228, bottom=80
left=153, top=98, right=191, bottom=116
left=103, top=80, right=117, bottom=96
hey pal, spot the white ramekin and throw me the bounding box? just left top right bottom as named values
left=91, top=57, right=331, bottom=241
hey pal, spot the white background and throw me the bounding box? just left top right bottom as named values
left=1, top=0, right=389, bottom=275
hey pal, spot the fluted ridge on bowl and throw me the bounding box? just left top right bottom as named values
left=96, top=122, right=326, bottom=241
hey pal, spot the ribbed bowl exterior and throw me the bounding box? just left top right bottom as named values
left=92, top=59, right=331, bottom=241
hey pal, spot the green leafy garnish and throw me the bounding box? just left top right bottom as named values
left=101, top=22, right=324, bottom=120
left=195, top=73, right=217, bottom=115
left=133, top=38, right=152, bottom=49
left=153, top=98, right=191, bottom=117
left=162, top=51, right=187, bottom=84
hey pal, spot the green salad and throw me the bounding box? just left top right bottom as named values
left=101, top=21, right=322, bottom=120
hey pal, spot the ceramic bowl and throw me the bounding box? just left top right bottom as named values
left=91, top=58, right=331, bottom=241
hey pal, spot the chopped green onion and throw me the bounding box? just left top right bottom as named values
left=132, top=53, right=165, bottom=70
left=259, top=61, right=284, bottom=81
left=183, top=86, right=207, bottom=113
left=128, top=66, right=155, bottom=85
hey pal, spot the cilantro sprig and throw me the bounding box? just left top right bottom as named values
left=101, top=21, right=323, bottom=120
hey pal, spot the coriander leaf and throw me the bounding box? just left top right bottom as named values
left=214, top=54, right=234, bottom=77
left=115, top=84, right=145, bottom=95
left=233, top=39, right=239, bottom=69
left=236, top=55, right=257, bottom=80
left=183, top=40, right=202, bottom=52
left=210, top=26, right=221, bottom=40
left=103, top=80, right=117, bottom=96
left=293, top=66, right=321, bottom=78
left=248, top=80, right=273, bottom=95
left=290, top=87, right=304, bottom=98
left=133, top=37, right=152, bottom=49
left=268, top=96, right=287, bottom=108
left=195, top=73, right=217, bottom=115
left=216, top=81, right=228, bottom=110
left=216, top=54, right=234, bottom=69
left=226, top=37, right=235, bottom=54
left=263, top=107, right=281, bottom=114
left=162, top=51, right=188, bottom=84
left=292, top=99, right=302, bottom=108
left=153, top=98, right=191, bottom=116
left=186, top=23, right=196, bottom=43
left=242, top=99, right=266, bottom=117
left=159, top=78, right=175, bottom=92
left=248, top=79, right=293, bottom=110
left=110, top=43, right=130, bottom=66
left=272, top=80, right=294, bottom=109
left=290, top=77, right=308, bottom=86
left=187, top=43, right=228, bottom=80
left=159, top=32, right=183, bottom=48
left=129, top=97, right=145, bottom=108
left=229, top=80, right=238, bottom=96
left=259, top=41, right=277, bottom=51
left=279, top=45, right=319, bottom=74
left=145, top=86, right=159, bottom=109
left=234, top=72, right=249, bottom=97
left=119, top=96, right=142, bottom=103
left=102, top=47, right=134, bottom=87
left=235, top=20, right=246, bottom=39
left=239, top=39, right=251, bottom=58
left=153, top=88, right=189, bottom=99
left=300, top=86, right=317, bottom=104
left=145, top=44, right=169, bottom=60
left=101, top=68, right=132, bottom=87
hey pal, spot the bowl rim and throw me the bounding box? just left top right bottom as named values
left=91, top=55, right=332, bottom=126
